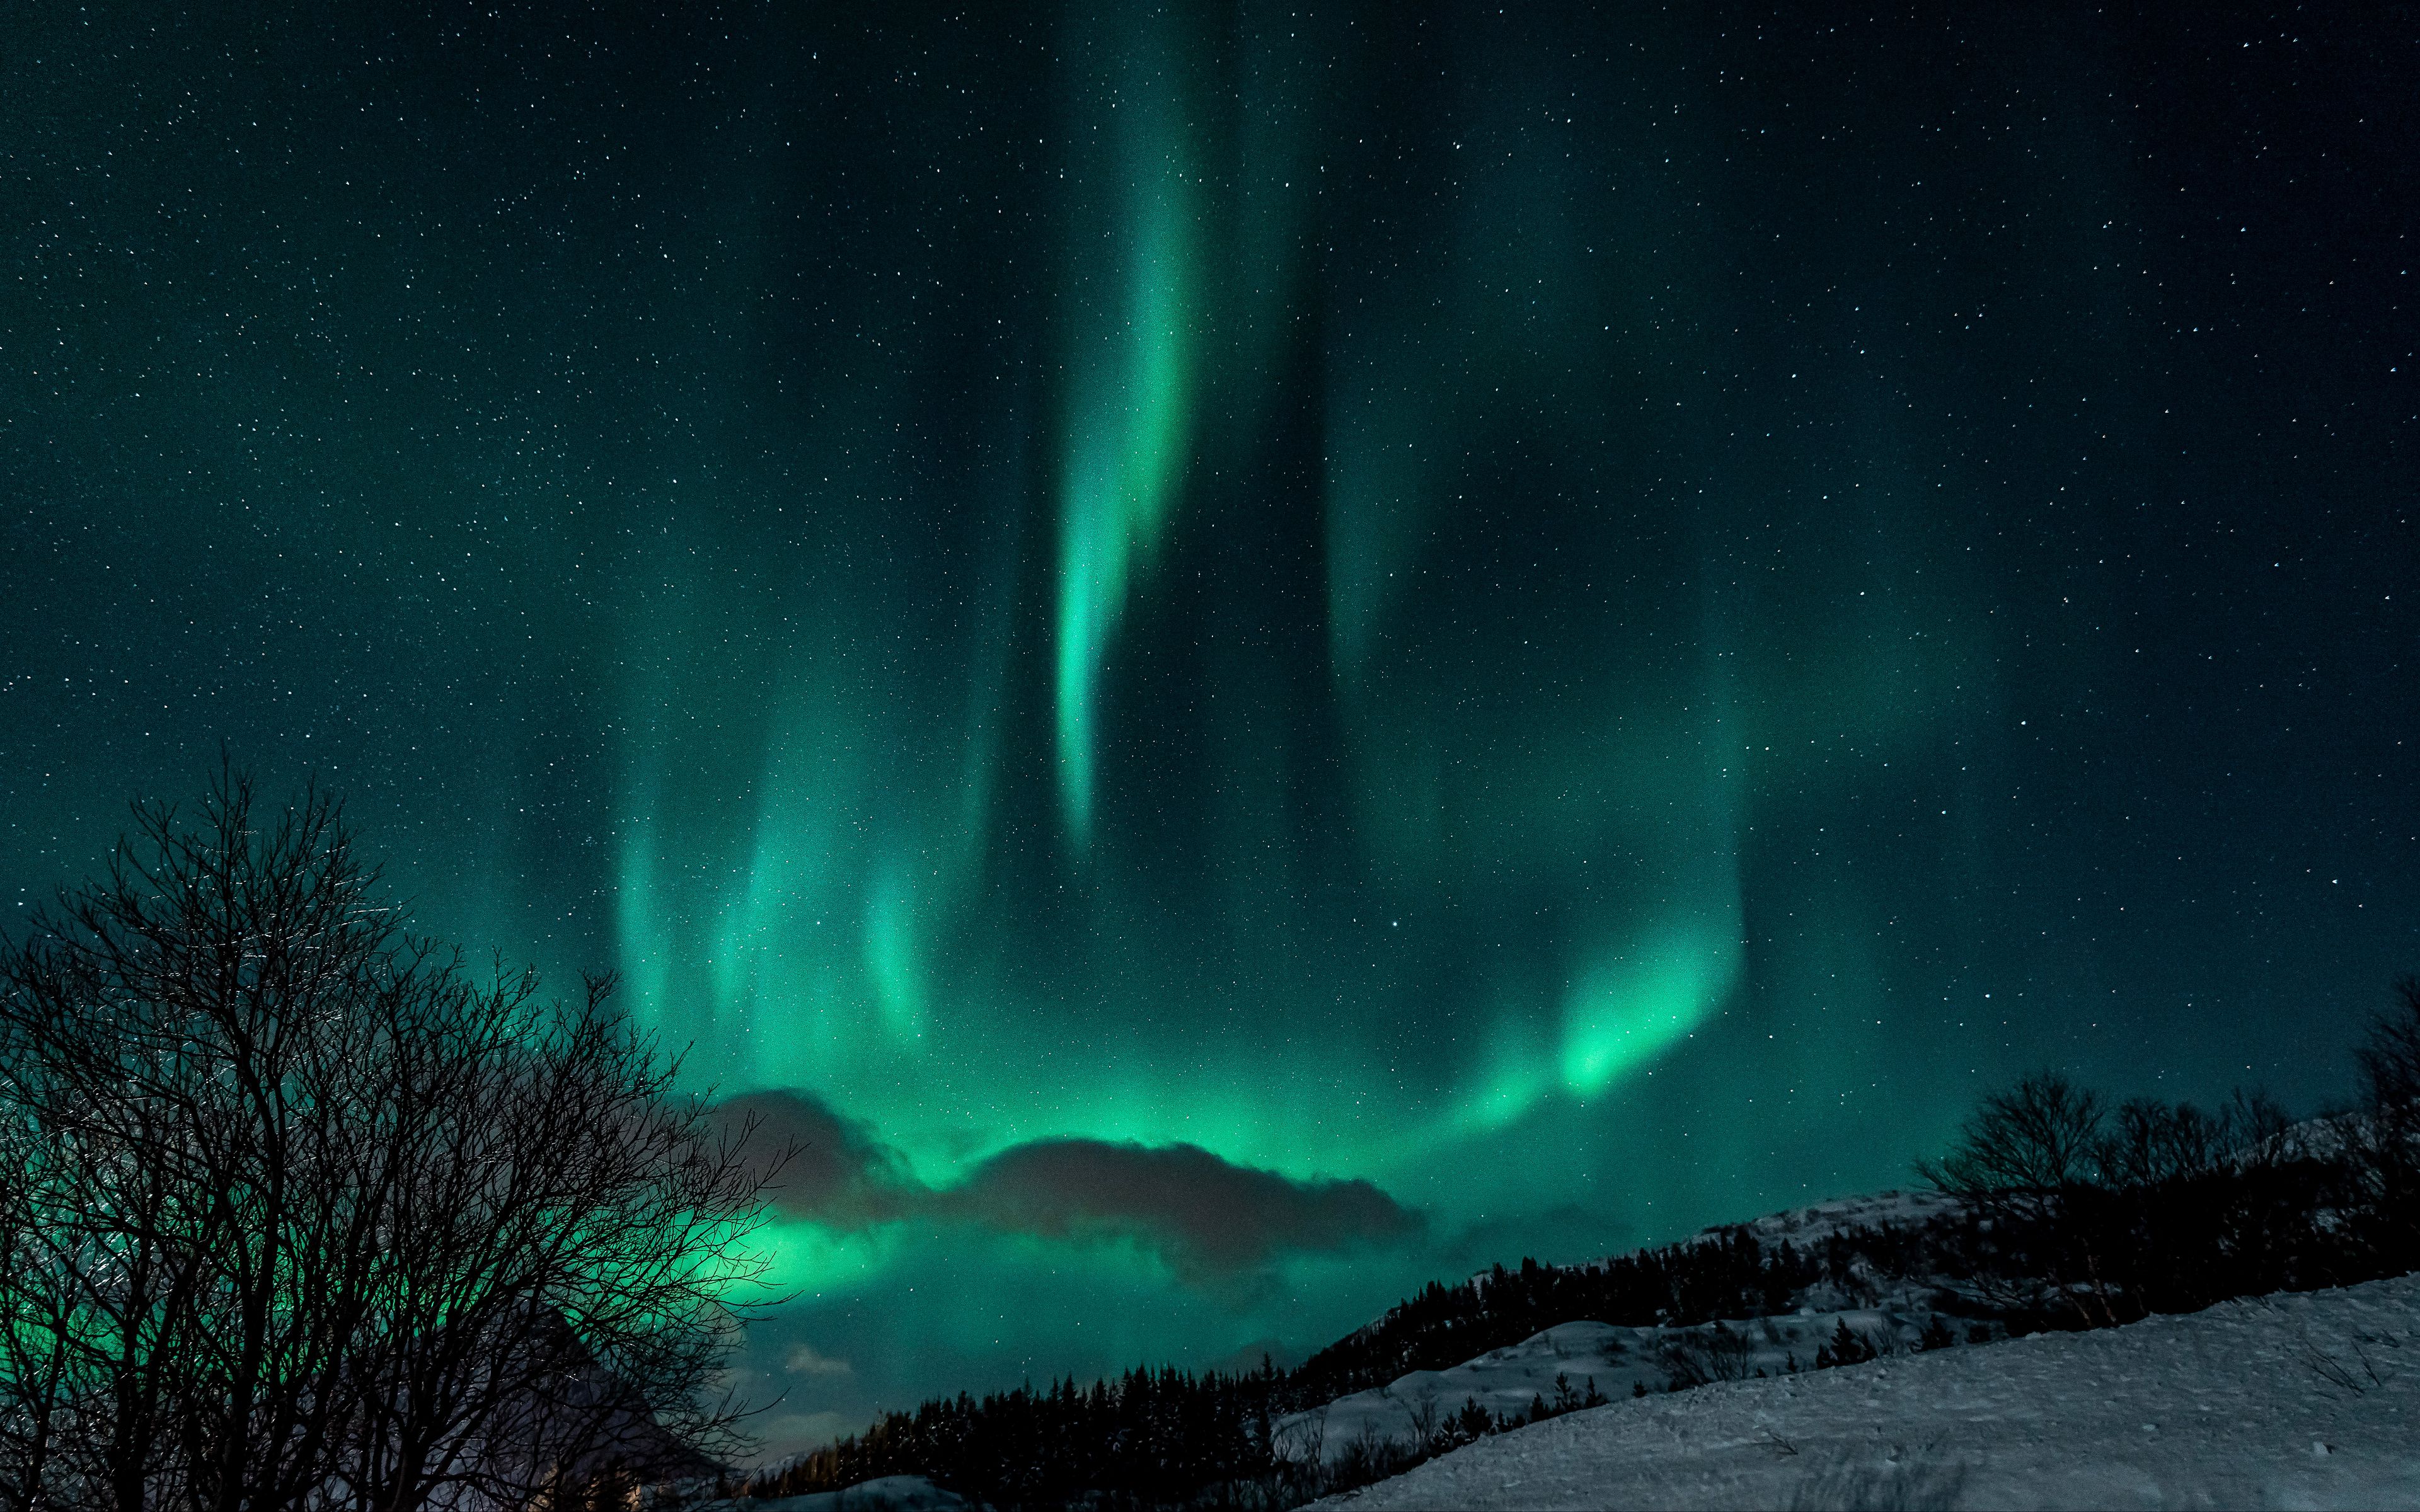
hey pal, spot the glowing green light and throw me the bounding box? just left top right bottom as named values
left=864, top=855, right=927, bottom=1045
left=758, top=1220, right=909, bottom=1296
left=1053, top=35, right=1201, bottom=848
left=1559, top=924, right=1741, bottom=1097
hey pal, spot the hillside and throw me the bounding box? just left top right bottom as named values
left=724, top=1188, right=1995, bottom=1503
left=1282, top=1189, right=1977, bottom=1412
left=1311, top=1273, right=2420, bottom=1511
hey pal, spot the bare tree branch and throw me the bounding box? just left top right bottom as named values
left=0, top=771, right=788, bottom=1511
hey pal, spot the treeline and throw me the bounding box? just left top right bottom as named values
left=1914, top=977, right=2420, bottom=1329
left=1286, top=1223, right=1897, bottom=1406
left=730, top=1220, right=1941, bottom=1508
left=738, top=1363, right=1294, bottom=1508
left=729, top=1358, right=1618, bottom=1509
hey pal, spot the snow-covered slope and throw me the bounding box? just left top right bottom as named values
left=1311, top=1273, right=2420, bottom=1511
left=1279, top=1305, right=1947, bottom=1464
left=686, top=1475, right=968, bottom=1511
left=1281, top=1189, right=1976, bottom=1465
left=1726, top=1188, right=1963, bottom=1248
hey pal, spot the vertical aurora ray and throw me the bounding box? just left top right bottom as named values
left=863, top=854, right=930, bottom=1045
left=1052, top=8, right=1202, bottom=849
left=1551, top=546, right=1753, bottom=1100
left=1558, top=889, right=1744, bottom=1099
left=606, top=469, right=1020, bottom=1100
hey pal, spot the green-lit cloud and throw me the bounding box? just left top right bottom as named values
left=709, top=1090, right=1423, bottom=1288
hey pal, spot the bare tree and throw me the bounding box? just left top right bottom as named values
left=1401, top=1390, right=1441, bottom=1454
left=330, top=971, right=784, bottom=1511
left=0, top=772, right=787, bottom=1511
left=1656, top=1322, right=1756, bottom=1389
left=1915, top=1072, right=2106, bottom=1209
left=2358, top=978, right=2420, bottom=1115
left=1915, top=1071, right=2118, bottom=1326
left=2349, top=976, right=2420, bottom=1268
left=1916, top=1067, right=2324, bottom=1326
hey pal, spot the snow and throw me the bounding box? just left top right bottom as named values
left=1310, top=1273, right=2420, bottom=1511
left=688, top=1475, right=967, bottom=1512
left=1279, top=1306, right=1947, bottom=1465
left=1284, top=1188, right=1982, bottom=1466
left=1724, top=1188, right=1964, bottom=1247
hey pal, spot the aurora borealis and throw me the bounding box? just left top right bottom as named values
left=3, top=1, right=2415, bottom=1460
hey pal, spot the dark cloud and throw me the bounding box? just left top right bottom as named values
left=703, top=1089, right=918, bottom=1228
left=943, top=1138, right=1425, bottom=1281
left=707, top=1093, right=1423, bottom=1280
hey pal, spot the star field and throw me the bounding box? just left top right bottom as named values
left=3, top=2, right=2413, bottom=1458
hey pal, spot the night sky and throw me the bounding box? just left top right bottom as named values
left=4, top=3, right=2414, bottom=1460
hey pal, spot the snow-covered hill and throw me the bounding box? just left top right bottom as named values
left=1726, top=1188, right=1963, bottom=1248
left=1277, top=1305, right=1949, bottom=1465
left=1311, top=1273, right=2420, bottom=1510
left=686, top=1474, right=969, bottom=1511
left=1280, top=1189, right=1976, bottom=1465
